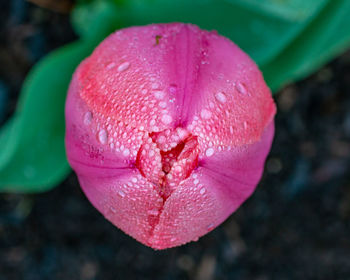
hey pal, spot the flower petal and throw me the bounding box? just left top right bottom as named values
left=76, top=23, right=275, bottom=147
left=148, top=123, right=274, bottom=249
left=78, top=174, right=164, bottom=245
left=65, top=23, right=276, bottom=249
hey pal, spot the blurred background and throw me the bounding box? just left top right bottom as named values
left=1, top=0, right=350, bottom=279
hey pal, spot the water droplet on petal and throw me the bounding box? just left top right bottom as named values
left=117, top=62, right=130, bottom=72
left=229, top=126, right=234, bottom=134
left=147, top=209, right=159, bottom=216
left=98, top=129, right=108, bottom=144
left=118, top=190, right=125, bottom=198
left=159, top=101, right=167, bottom=108
left=215, top=92, right=227, bottom=103
left=174, top=165, right=182, bottom=173
left=161, top=114, right=172, bottom=124
left=123, top=148, right=130, bottom=156
left=236, top=82, right=247, bottom=94
left=106, top=62, right=116, bottom=69
left=205, top=147, right=214, bottom=157
left=151, top=83, right=160, bottom=89
left=200, top=187, right=206, bottom=194
left=153, top=91, right=165, bottom=99
left=83, top=111, right=93, bottom=125
left=200, top=109, right=212, bottom=120
left=243, top=121, right=248, bottom=129
left=207, top=223, right=214, bottom=231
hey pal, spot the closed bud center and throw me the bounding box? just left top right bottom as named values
left=136, top=128, right=199, bottom=198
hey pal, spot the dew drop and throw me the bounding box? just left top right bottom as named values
left=147, top=209, right=159, bottom=216
left=159, top=101, right=167, bottom=108
left=98, top=129, right=108, bottom=144
left=170, top=142, right=177, bottom=148
left=83, top=111, right=93, bottom=125
left=151, top=83, right=160, bottom=89
left=174, top=165, right=182, bottom=173
left=243, top=121, right=248, bottom=129
left=106, top=62, right=116, bottom=69
left=205, top=147, right=214, bottom=157
left=215, top=92, right=227, bottom=103
left=236, top=82, right=247, bottom=94
left=110, top=206, right=117, bottom=213
left=118, top=190, right=126, bottom=198
left=117, top=61, right=130, bottom=72
left=123, top=148, right=130, bottom=156
left=229, top=126, right=234, bottom=134
left=158, top=135, right=166, bottom=143
left=150, top=119, right=156, bottom=126
left=153, top=91, right=165, bottom=99
left=200, top=109, right=212, bottom=120
left=207, top=223, right=214, bottom=231
left=176, top=127, right=188, bottom=140
left=200, top=187, right=206, bottom=194
left=161, top=114, right=172, bottom=125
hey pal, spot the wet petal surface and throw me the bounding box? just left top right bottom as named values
left=65, top=23, right=276, bottom=249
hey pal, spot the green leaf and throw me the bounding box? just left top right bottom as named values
left=71, top=0, right=121, bottom=39
left=0, top=41, right=87, bottom=192
left=0, top=3, right=118, bottom=192
left=262, top=0, right=350, bottom=91
left=0, top=116, right=20, bottom=170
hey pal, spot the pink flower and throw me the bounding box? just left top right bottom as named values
left=65, top=23, right=276, bottom=249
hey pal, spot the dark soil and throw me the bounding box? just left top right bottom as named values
left=1, top=1, right=350, bottom=280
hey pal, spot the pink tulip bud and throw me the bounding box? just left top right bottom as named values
left=65, top=23, right=276, bottom=249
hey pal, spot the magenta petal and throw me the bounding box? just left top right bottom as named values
left=65, top=75, right=133, bottom=176
left=65, top=23, right=276, bottom=250
left=149, top=123, right=274, bottom=249
left=78, top=174, right=164, bottom=245
left=199, top=123, right=275, bottom=218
